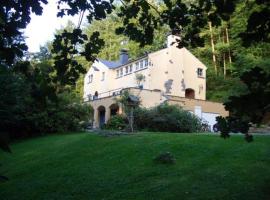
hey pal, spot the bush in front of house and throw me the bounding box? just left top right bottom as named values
left=23, top=91, right=94, bottom=134
left=49, top=97, right=93, bottom=132
left=105, top=115, right=127, bottom=130
left=215, top=116, right=253, bottom=142
left=134, top=103, right=202, bottom=133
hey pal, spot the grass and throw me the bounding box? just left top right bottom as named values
left=1, top=132, right=270, bottom=200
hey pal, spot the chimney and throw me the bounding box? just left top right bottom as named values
left=119, top=49, right=129, bottom=64
left=167, top=30, right=181, bottom=47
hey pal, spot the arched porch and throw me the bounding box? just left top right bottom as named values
left=92, top=102, right=123, bottom=128
left=109, top=103, right=120, bottom=117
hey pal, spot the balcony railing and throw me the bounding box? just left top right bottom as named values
left=86, top=87, right=123, bottom=102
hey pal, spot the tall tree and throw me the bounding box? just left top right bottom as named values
left=224, top=67, right=270, bottom=125
left=0, top=0, right=48, bottom=67
left=84, top=12, right=169, bottom=61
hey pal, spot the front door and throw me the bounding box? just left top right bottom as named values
left=99, top=110, right=105, bottom=127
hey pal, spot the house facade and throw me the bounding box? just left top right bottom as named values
left=84, top=34, right=228, bottom=130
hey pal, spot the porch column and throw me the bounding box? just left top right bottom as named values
left=105, top=106, right=110, bottom=124
left=93, top=108, right=99, bottom=128
left=118, top=104, right=124, bottom=115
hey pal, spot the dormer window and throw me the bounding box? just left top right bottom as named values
left=140, top=60, right=144, bottom=69
left=88, top=74, right=93, bottom=83
left=144, top=59, right=148, bottom=67
left=120, top=68, right=123, bottom=76
left=135, top=62, right=139, bottom=70
left=197, top=68, right=203, bottom=77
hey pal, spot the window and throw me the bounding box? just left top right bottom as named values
left=140, top=60, right=144, bottom=69
left=129, top=65, right=133, bottom=73
left=120, top=68, right=123, bottom=76
left=197, top=68, right=203, bottom=77
left=116, top=70, right=119, bottom=78
left=88, top=74, right=93, bottom=83
left=101, top=72, right=105, bottom=81
left=125, top=66, right=129, bottom=74
left=135, top=62, right=139, bottom=70
left=144, top=59, right=148, bottom=67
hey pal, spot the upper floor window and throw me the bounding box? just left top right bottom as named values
left=101, top=72, right=105, bottom=81
left=135, top=62, right=139, bottom=70
left=88, top=74, right=93, bottom=83
left=116, top=70, right=119, bottom=78
left=125, top=66, right=129, bottom=74
left=120, top=68, right=123, bottom=76
left=140, top=60, right=144, bottom=69
left=129, top=65, right=133, bottom=73
left=144, top=59, right=148, bottom=67
left=197, top=68, right=203, bottom=77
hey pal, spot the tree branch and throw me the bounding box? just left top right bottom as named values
left=77, top=9, right=85, bottom=28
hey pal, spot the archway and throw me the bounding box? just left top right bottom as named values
left=110, top=104, right=119, bottom=117
left=185, top=88, right=195, bottom=99
left=97, top=106, right=106, bottom=127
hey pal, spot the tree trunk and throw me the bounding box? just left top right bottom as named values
left=223, top=53, right=226, bottom=77
left=223, top=28, right=227, bottom=77
left=208, top=21, right=217, bottom=75
left=225, top=27, right=232, bottom=71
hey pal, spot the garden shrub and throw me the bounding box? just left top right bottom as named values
left=134, top=104, right=202, bottom=133
left=154, top=152, right=176, bottom=164
left=216, top=116, right=231, bottom=139
left=0, top=65, right=94, bottom=139
left=215, top=116, right=253, bottom=142
left=105, top=115, right=127, bottom=130
left=3, top=90, right=93, bottom=139
left=45, top=92, right=93, bottom=133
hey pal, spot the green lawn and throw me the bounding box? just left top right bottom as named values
left=1, top=132, right=270, bottom=200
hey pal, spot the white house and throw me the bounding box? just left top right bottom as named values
left=84, top=34, right=228, bottom=129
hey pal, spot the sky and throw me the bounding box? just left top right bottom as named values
left=24, top=0, right=79, bottom=53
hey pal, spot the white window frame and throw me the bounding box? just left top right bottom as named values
left=197, top=68, right=203, bottom=77
left=144, top=59, right=148, bottom=67
left=135, top=62, right=139, bottom=70
left=140, top=60, right=144, bottom=69
left=120, top=68, right=123, bottom=76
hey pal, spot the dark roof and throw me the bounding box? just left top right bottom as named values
left=98, top=54, right=148, bottom=70
left=98, top=59, right=123, bottom=69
